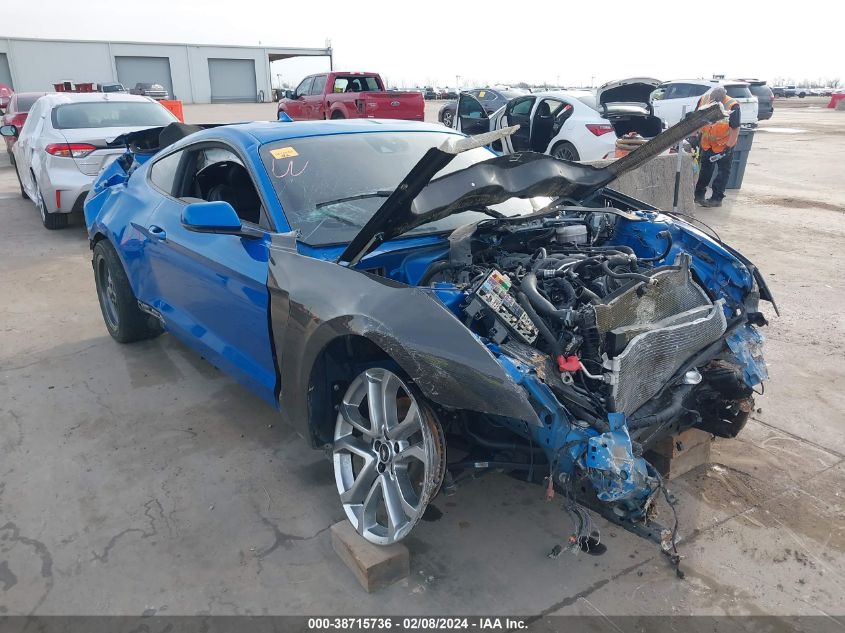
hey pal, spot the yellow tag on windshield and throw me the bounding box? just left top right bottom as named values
left=478, top=90, right=486, bottom=98
left=271, top=147, right=299, bottom=159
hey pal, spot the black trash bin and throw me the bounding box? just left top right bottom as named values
left=725, top=128, right=755, bottom=190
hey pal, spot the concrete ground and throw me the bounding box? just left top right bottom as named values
left=0, top=99, right=843, bottom=618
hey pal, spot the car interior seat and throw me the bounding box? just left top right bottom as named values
left=202, top=162, right=262, bottom=225
left=530, top=101, right=555, bottom=152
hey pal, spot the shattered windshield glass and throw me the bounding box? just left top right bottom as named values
left=260, top=131, right=536, bottom=245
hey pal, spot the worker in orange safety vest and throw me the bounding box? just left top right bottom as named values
left=694, top=86, right=741, bottom=208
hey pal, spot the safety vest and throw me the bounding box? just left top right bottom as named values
left=698, top=94, right=740, bottom=153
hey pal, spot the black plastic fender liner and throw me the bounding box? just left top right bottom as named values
left=266, top=233, right=540, bottom=446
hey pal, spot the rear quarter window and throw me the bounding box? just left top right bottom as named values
left=148, top=151, right=182, bottom=196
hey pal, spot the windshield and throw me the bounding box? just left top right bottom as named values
left=261, top=131, right=538, bottom=246
left=51, top=101, right=177, bottom=129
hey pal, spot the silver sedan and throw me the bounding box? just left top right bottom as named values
left=1, top=92, right=176, bottom=229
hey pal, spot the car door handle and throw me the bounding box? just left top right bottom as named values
left=148, top=225, right=167, bottom=240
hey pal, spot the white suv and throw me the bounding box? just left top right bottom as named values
left=651, top=79, right=759, bottom=128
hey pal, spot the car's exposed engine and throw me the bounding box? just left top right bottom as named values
left=407, top=203, right=767, bottom=555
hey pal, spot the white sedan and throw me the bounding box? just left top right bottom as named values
left=448, top=87, right=660, bottom=162
left=1, top=92, right=176, bottom=229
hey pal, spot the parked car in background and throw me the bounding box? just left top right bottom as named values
left=737, top=79, right=774, bottom=120
left=595, top=77, right=663, bottom=137
left=438, top=88, right=524, bottom=128
left=0, top=83, right=13, bottom=111
left=651, top=79, right=758, bottom=127
left=2, top=92, right=48, bottom=155
left=100, top=82, right=127, bottom=93
left=277, top=72, right=424, bottom=121
left=449, top=85, right=663, bottom=161
left=449, top=90, right=614, bottom=161
left=0, top=93, right=177, bottom=229
left=423, top=87, right=437, bottom=100
left=130, top=82, right=169, bottom=100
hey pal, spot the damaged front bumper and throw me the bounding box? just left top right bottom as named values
left=483, top=319, right=766, bottom=537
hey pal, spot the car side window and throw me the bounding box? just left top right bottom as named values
left=179, top=146, right=265, bottom=227
left=310, top=75, right=327, bottom=95
left=662, top=84, right=681, bottom=99
left=295, top=77, right=313, bottom=98
left=149, top=150, right=183, bottom=196
left=688, top=84, right=710, bottom=98
left=332, top=77, right=349, bottom=93
left=509, top=97, right=535, bottom=117
left=19, top=101, right=44, bottom=140
left=458, top=95, right=485, bottom=118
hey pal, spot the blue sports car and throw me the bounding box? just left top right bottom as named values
left=85, top=108, right=774, bottom=551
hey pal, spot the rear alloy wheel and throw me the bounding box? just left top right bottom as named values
left=552, top=142, right=580, bottom=162
left=32, top=175, right=68, bottom=230
left=333, top=367, right=445, bottom=545
left=441, top=110, right=454, bottom=128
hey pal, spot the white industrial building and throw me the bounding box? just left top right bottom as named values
left=0, top=36, right=333, bottom=103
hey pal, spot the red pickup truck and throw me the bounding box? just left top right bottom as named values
left=277, top=72, right=424, bottom=121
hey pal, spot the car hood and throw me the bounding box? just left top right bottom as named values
left=338, top=102, right=725, bottom=266
left=597, top=77, right=661, bottom=106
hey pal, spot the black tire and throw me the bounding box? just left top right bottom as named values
left=93, top=240, right=163, bottom=343
left=551, top=142, right=580, bottom=161
left=10, top=155, right=27, bottom=199
left=330, top=110, right=345, bottom=120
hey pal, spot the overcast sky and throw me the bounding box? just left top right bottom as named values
left=6, top=0, right=843, bottom=88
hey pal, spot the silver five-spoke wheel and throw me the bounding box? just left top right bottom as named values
left=333, top=367, right=445, bottom=545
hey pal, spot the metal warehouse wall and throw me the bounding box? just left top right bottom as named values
left=0, top=37, right=330, bottom=103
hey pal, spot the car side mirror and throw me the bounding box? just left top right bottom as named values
left=284, top=90, right=295, bottom=99
left=181, top=201, right=261, bottom=239
left=0, top=124, right=18, bottom=138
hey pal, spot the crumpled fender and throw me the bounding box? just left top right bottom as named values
left=266, top=233, right=540, bottom=444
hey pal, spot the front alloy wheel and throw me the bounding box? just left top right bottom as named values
left=441, top=110, right=454, bottom=128
left=333, top=367, right=445, bottom=545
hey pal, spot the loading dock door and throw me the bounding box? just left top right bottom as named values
left=208, top=59, right=257, bottom=103
left=115, top=56, right=174, bottom=99
left=0, top=54, right=13, bottom=89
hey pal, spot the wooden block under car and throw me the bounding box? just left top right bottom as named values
left=331, top=521, right=410, bottom=592
left=646, top=428, right=714, bottom=480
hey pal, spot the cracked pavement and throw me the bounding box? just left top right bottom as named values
left=0, top=101, right=843, bottom=617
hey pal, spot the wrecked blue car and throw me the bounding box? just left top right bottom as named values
left=84, top=104, right=773, bottom=550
